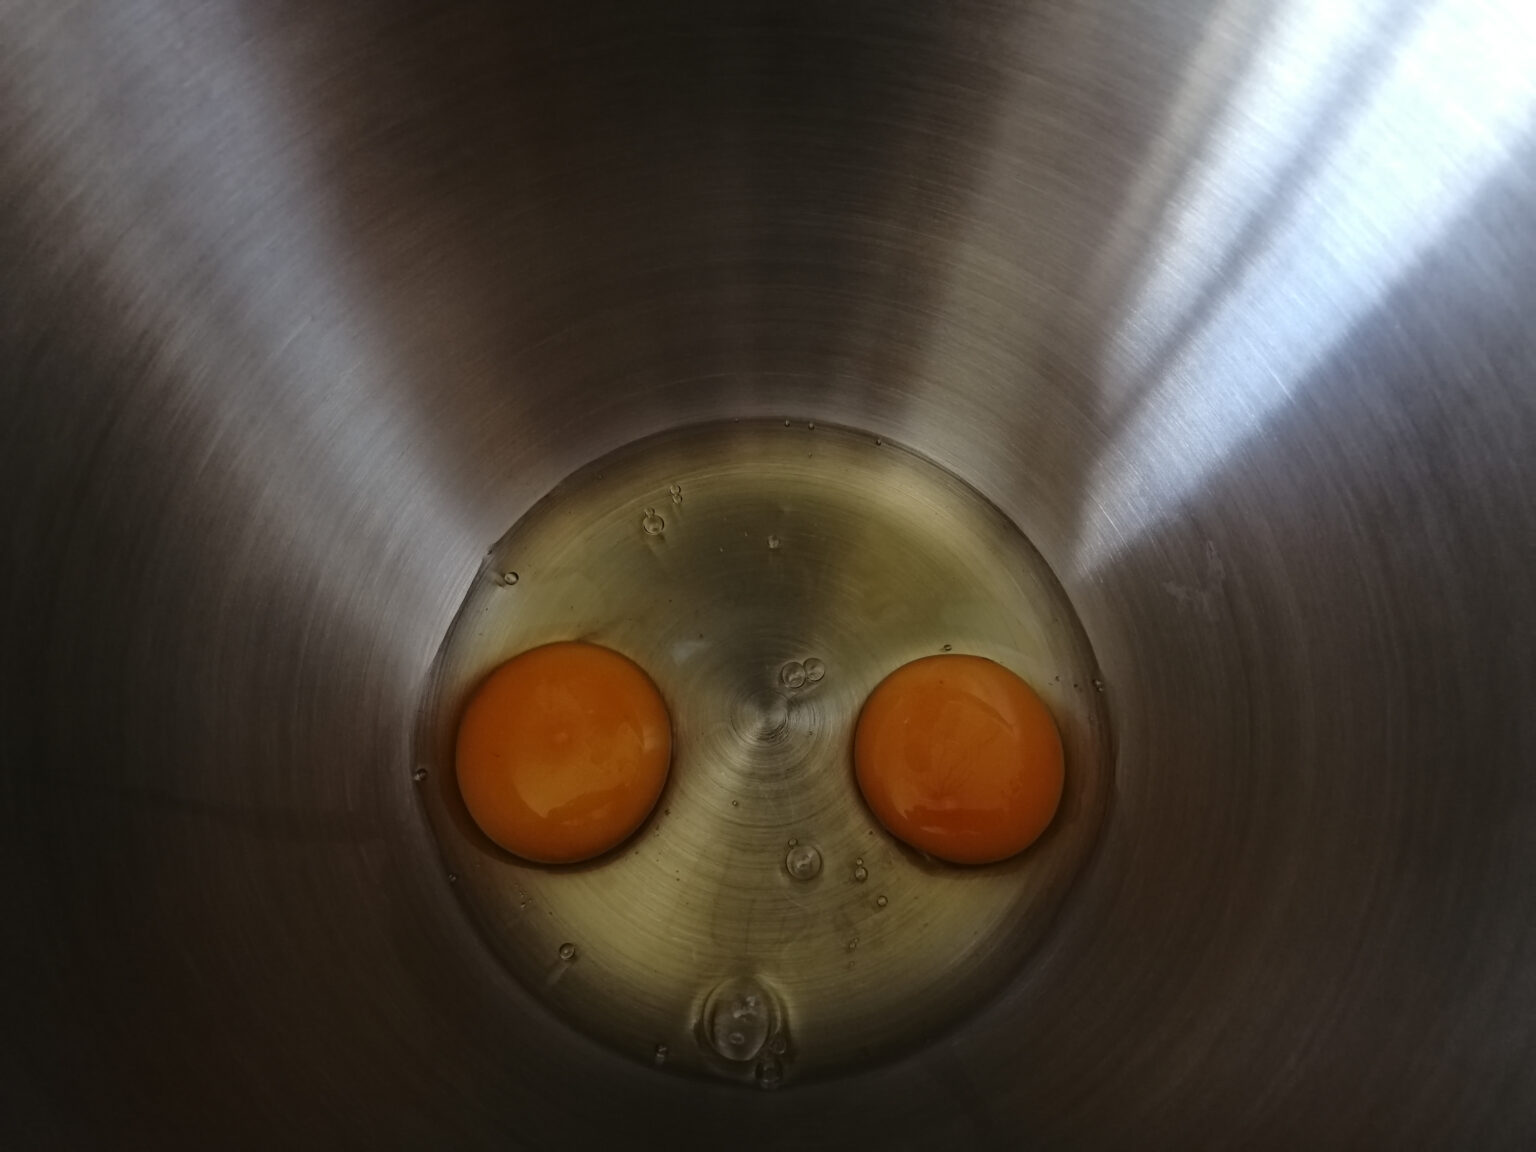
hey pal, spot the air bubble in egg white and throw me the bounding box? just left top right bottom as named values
left=701, top=978, right=776, bottom=1063
left=785, top=844, right=823, bottom=880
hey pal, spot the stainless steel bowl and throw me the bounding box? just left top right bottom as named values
left=4, top=0, right=1534, bottom=1147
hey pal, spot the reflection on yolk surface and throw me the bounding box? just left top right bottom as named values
left=853, top=654, right=1064, bottom=865
left=456, top=642, right=671, bottom=864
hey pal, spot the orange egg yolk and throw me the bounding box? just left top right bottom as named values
left=853, top=654, right=1064, bottom=865
left=456, top=641, right=671, bottom=864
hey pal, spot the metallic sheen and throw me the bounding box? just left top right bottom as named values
left=4, top=0, right=1535, bottom=1146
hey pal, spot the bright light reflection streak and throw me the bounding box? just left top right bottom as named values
left=1076, top=0, right=1536, bottom=575
left=9, top=5, right=480, bottom=635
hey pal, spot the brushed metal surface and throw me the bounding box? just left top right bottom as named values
left=3, top=0, right=1535, bottom=1148
left=418, top=422, right=1110, bottom=1084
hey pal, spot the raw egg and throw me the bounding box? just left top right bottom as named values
left=456, top=641, right=671, bottom=864
left=853, top=654, right=1064, bottom=865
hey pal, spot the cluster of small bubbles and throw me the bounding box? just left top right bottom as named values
left=641, top=508, right=666, bottom=535
left=847, top=937, right=859, bottom=952
left=703, top=980, right=773, bottom=1063
left=669, top=483, right=683, bottom=505
left=558, top=942, right=577, bottom=962
left=411, top=767, right=428, bottom=783
left=1092, top=677, right=1105, bottom=692
left=502, top=571, right=519, bottom=586
left=767, top=534, right=782, bottom=551
left=780, top=660, right=807, bottom=689
left=853, top=865, right=868, bottom=882
left=446, top=872, right=458, bottom=884
left=756, top=1056, right=783, bottom=1089
left=653, top=1043, right=669, bottom=1066
left=803, top=658, right=826, bottom=682
left=876, top=894, right=889, bottom=908
left=785, top=843, right=823, bottom=881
